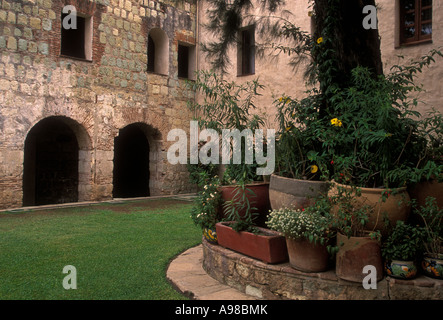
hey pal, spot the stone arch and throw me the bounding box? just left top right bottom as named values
left=147, top=27, right=169, bottom=75
left=113, top=122, right=162, bottom=198
left=23, top=116, right=93, bottom=206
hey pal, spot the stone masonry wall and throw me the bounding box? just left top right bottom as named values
left=0, top=0, right=198, bottom=209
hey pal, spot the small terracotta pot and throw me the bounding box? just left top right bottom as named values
left=286, top=237, right=330, bottom=272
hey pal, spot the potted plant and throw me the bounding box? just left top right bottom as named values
left=187, top=70, right=271, bottom=227
left=330, top=185, right=383, bottom=283
left=415, top=196, right=443, bottom=279
left=407, top=108, right=443, bottom=209
left=190, top=176, right=222, bottom=244
left=270, top=92, right=330, bottom=211
left=324, top=51, right=443, bottom=234
left=266, top=196, right=334, bottom=272
left=214, top=182, right=288, bottom=264
left=381, top=221, right=426, bottom=280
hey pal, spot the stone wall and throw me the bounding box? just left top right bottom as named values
left=197, top=0, right=443, bottom=127
left=202, top=238, right=443, bottom=300
left=0, top=0, right=198, bottom=209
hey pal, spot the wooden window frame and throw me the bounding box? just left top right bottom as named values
left=400, top=0, right=432, bottom=46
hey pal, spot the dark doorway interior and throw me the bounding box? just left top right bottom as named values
left=23, top=117, right=79, bottom=206
left=113, top=124, right=150, bottom=198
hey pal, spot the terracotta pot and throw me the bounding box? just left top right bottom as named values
left=330, top=182, right=411, bottom=235
left=421, top=253, right=443, bottom=279
left=286, top=237, right=330, bottom=272
left=269, top=174, right=330, bottom=211
left=215, top=222, right=288, bottom=264
left=335, top=232, right=383, bottom=283
left=384, top=259, right=418, bottom=279
left=219, top=182, right=270, bottom=227
left=409, top=179, right=443, bottom=209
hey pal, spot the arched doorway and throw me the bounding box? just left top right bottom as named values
left=23, top=117, right=81, bottom=206
left=113, top=124, right=151, bottom=198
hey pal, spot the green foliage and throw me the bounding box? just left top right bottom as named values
left=274, top=90, right=329, bottom=180
left=190, top=176, right=222, bottom=230
left=329, top=184, right=380, bottom=239
left=187, top=70, right=265, bottom=185
left=381, top=221, right=426, bottom=261
left=414, top=197, right=443, bottom=258
left=221, top=184, right=259, bottom=233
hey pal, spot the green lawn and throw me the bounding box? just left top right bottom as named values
left=0, top=198, right=201, bottom=300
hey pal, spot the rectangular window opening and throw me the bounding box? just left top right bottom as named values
left=237, top=26, right=255, bottom=76
left=61, top=12, right=93, bottom=61
left=178, top=43, right=196, bottom=80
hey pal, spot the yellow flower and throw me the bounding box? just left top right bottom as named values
left=311, top=165, right=318, bottom=173
left=308, top=11, right=313, bottom=17
left=317, top=37, right=323, bottom=44
left=330, top=118, right=342, bottom=127
left=285, top=126, right=292, bottom=132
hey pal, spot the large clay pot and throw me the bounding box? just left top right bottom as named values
left=335, top=232, right=383, bottom=283
left=219, top=182, right=270, bottom=227
left=331, top=182, right=411, bottom=235
left=409, top=179, right=443, bottom=209
left=269, top=174, right=330, bottom=211
left=286, top=237, right=330, bottom=273
left=215, top=222, right=288, bottom=264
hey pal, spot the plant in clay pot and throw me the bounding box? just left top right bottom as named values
left=266, top=196, right=334, bottom=272
left=381, top=221, right=426, bottom=279
left=414, top=196, right=443, bottom=279
left=329, top=185, right=383, bottom=283
left=187, top=70, right=271, bottom=228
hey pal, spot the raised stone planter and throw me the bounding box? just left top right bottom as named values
left=202, top=238, right=443, bottom=300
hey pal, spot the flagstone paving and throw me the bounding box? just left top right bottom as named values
left=167, top=245, right=257, bottom=300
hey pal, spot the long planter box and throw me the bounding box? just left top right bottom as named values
left=215, top=222, right=288, bottom=264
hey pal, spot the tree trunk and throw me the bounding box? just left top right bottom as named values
left=313, top=0, right=383, bottom=82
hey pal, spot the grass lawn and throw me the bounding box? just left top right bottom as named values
left=0, top=198, right=202, bottom=300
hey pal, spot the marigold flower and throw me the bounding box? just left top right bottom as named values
left=317, top=37, right=323, bottom=44
left=311, top=165, right=318, bottom=173
left=330, top=118, right=342, bottom=127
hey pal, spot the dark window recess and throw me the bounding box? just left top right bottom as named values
left=178, top=44, right=189, bottom=78
left=147, top=35, right=155, bottom=72
left=61, top=13, right=86, bottom=59
left=400, top=0, right=432, bottom=45
left=238, top=27, right=255, bottom=76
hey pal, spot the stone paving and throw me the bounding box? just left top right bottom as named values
left=166, top=245, right=257, bottom=300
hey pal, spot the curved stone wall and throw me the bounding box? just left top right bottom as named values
left=202, top=238, right=443, bottom=300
